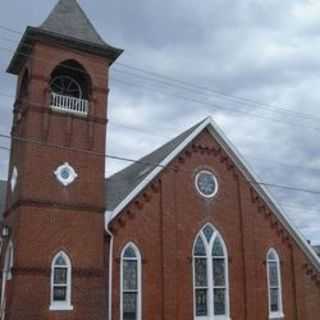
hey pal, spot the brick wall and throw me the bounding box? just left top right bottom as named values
left=110, top=129, right=320, bottom=320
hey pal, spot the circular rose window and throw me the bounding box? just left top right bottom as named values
left=195, top=170, right=218, bottom=198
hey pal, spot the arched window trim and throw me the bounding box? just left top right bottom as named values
left=266, top=248, right=284, bottom=319
left=49, top=251, right=73, bottom=311
left=120, top=242, right=142, bottom=320
left=192, top=223, right=230, bottom=320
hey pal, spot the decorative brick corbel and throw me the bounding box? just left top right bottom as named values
left=135, top=200, right=144, bottom=210
left=220, top=154, right=228, bottom=163
left=143, top=192, right=152, bottom=203
left=127, top=210, right=136, bottom=220
left=249, top=187, right=259, bottom=204
left=185, top=149, right=192, bottom=158
left=178, top=155, right=185, bottom=164
left=213, top=147, right=222, bottom=157
left=151, top=182, right=160, bottom=193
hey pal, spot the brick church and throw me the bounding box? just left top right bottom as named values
left=0, top=0, right=320, bottom=319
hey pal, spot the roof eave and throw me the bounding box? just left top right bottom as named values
left=7, top=26, right=123, bottom=74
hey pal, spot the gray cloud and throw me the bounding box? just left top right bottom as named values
left=1, top=0, right=320, bottom=243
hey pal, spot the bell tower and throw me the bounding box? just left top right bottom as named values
left=2, top=0, right=122, bottom=319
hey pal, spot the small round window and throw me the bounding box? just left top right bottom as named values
left=195, top=170, right=218, bottom=198
left=54, top=162, right=78, bottom=187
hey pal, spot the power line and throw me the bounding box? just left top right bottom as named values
left=0, top=31, right=319, bottom=130
left=0, top=90, right=320, bottom=174
left=2, top=58, right=320, bottom=136
left=0, top=28, right=319, bottom=125
left=0, top=134, right=320, bottom=196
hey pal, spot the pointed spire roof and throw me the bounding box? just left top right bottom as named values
left=7, top=0, right=123, bottom=74
left=40, top=0, right=110, bottom=48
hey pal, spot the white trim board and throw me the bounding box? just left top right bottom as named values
left=106, top=116, right=320, bottom=272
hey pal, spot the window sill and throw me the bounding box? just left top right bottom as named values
left=269, top=312, right=284, bottom=319
left=49, top=303, right=74, bottom=311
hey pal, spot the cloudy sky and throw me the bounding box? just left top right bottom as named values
left=1, top=0, right=320, bottom=244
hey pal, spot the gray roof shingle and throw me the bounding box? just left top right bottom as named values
left=105, top=118, right=207, bottom=211
left=40, top=0, right=111, bottom=49
left=7, top=0, right=123, bottom=74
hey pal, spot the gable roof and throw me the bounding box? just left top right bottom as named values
left=105, top=116, right=320, bottom=273
left=106, top=118, right=207, bottom=212
left=7, top=0, right=123, bottom=74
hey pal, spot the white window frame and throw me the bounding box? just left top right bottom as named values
left=192, top=224, right=230, bottom=320
left=120, top=242, right=142, bottom=320
left=266, top=248, right=284, bottom=319
left=49, top=251, right=73, bottom=311
left=195, top=170, right=219, bottom=199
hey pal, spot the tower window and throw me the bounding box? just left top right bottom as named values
left=50, top=75, right=83, bottom=99
left=49, top=60, right=91, bottom=116
left=50, top=251, right=73, bottom=311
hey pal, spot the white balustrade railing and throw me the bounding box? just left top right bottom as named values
left=50, top=93, right=89, bottom=116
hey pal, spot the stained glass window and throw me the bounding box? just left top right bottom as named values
left=123, top=261, right=138, bottom=290
left=267, top=249, right=283, bottom=316
left=214, top=288, right=226, bottom=315
left=213, top=259, right=225, bottom=287
left=124, top=246, right=137, bottom=258
left=51, top=252, right=71, bottom=307
left=193, top=226, right=229, bottom=318
left=212, top=238, right=224, bottom=257
left=194, top=237, right=206, bottom=256
left=196, top=289, right=208, bottom=316
left=195, top=258, right=207, bottom=287
left=122, top=244, right=141, bottom=320
left=203, top=225, right=214, bottom=243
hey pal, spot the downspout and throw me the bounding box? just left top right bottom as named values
left=105, top=211, right=114, bottom=320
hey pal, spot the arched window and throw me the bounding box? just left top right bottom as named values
left=266, top=249, right=283, bottom=318
left=50, top=251, right=73, bottom=311
left=49, top=60, right=91, bottom=116
left=193, top=224, right=229, bottom=319
left=121, top=243, right=142, bottom=320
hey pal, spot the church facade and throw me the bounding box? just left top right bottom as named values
left=0, top=1, right=320, bottom=319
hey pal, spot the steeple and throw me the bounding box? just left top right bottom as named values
left=41, top=0, right=112, bottom=49
left=7, top=0, right=123, bottom=74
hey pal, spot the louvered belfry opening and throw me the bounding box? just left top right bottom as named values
left=49, top=59, right=91, bottom=116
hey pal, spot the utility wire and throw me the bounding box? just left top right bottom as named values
left=1, top=55, right=320, bottom=135
left=0, top=89, right=320, bottom=174
left=0, top=28, right=319, bottom=124
left=0, top=134, right=320, bottom=196
left=0, top=26, right=317, bottom=123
